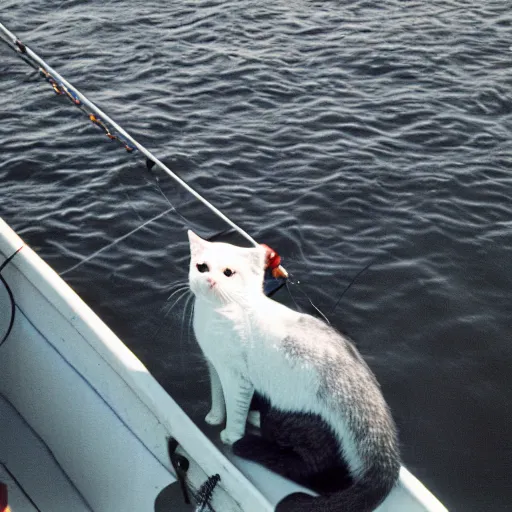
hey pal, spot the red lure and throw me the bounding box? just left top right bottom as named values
left=261, top=244, right=287, bottom=279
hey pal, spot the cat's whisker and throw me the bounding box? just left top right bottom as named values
left=163, top=280, right=188, bottom=297
left=180, top=293, right=193, bottom=346
left=166, top=282, right=189, bottom=296
left=178, top=293, right=191, bottom=372
left=186, top=295, right=195, bottom=346
left=188, top=300, right=195, bottom=345
left=165, top=285, right=190, bottom=303
left=152, top=290, right=189, bottom=342
left=158, top=289, right=188, bottom=317
left=162, top=289, right=190, bottom=322
left=217, top=286, right=232, bottom=305
left=180, top=294, right=190, bottom=331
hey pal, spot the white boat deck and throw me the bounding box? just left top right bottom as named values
left=0, top=218, right=448, bottom=512
left=0, top=394, right=91, bottom=512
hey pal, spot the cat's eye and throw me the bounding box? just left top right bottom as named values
left=197, top=263, right=209, bottom=273
left=223, top=268, right=235, bottom=277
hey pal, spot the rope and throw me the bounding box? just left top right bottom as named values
left=0, top=246, right=24, bottom=347
left=195, top=474, right=220, bottom=512
left=0, top=22, right=258, bottom=247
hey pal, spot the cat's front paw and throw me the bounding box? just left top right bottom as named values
left=205, top=410, right=225, bottom=426
left=220, top=429, right=243, bottom=446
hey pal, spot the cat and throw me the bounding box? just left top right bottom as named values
left=187, top=230, right=400, bottom=512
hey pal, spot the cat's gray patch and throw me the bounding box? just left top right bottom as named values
left=282, top=335, right=309, bottom=361
left=282, top=313, right=399, bottom=467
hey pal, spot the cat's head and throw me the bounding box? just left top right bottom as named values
left=187, top=230, right=266, bottom=305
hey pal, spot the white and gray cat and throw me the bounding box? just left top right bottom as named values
left=188, top=230, right=400, bottom=512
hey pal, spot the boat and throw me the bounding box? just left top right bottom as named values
left=0, top=217, right=448, bottom=511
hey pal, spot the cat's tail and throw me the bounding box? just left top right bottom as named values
left=275, top=457, right=400, bottom=512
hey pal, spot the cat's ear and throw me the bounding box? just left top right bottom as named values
left=246, top=246, right=266, bottom=273
left=188, top=230, right=209, bottom=258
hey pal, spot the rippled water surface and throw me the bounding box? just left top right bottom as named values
left=1, top=1, right=511, bottom=510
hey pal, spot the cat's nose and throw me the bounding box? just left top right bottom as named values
left=207, top=277, right=215, bottom=287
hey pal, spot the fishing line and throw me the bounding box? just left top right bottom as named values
left=284, top=280, right=303, bottom=313
left=59, top=206, right=175, bottom=276
left=287, top=279, right=331, bottom=325
left=285, top=256, right=378, bottom=322
left=145, top=169, right=192, bottom=228
left=330, top=259, right=376, bottom=315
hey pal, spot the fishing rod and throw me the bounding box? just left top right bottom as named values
left=0, top=23, right=374, bottom=326
left=0, top=21, right=288, bottom=279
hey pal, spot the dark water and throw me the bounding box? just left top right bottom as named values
left=1, top=1, right=511, bottom=510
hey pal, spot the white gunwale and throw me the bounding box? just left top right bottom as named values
left=0, top=217, right=448, bottom=512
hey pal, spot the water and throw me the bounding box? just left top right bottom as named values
left=1, top=2, right=511, bottom=510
